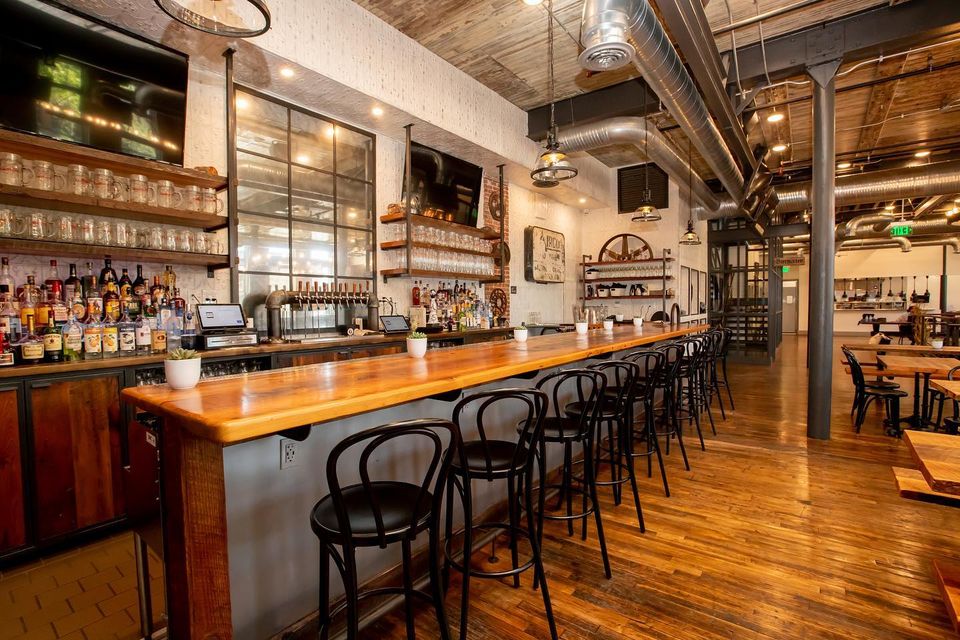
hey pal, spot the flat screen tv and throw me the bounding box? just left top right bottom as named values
left=0, top=0, right=188, bottom=165
left=403, top=142, right=483, bottom=228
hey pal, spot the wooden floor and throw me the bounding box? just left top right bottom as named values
left=365, top=335, right=960, bottom=639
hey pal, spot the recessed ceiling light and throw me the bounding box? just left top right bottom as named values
left=295, top=154, right=310, bottom=164
left=279, top=67, right=295, bottom=78
left=771, top=143, right=788, bottom=153
left=371, top=106, right=384, bottom=117
left=837, top=161, right=851, bottom=169
left=523, top=0, right=544, bottom=4
left=915, top=149, right=931, bottom=158
left=884, top=204, right=895, bottom=210
left=578, top=197, right=587, bottom=204
left=235, top=97, right=249, bottom=110
left=767, top=112, right=785, bottom=123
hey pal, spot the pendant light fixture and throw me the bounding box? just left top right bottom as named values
left=678, top=138, right=701, bottom=245
left=530, top=0, right=577, bottom=187
left=632, top=90, right=661, bottom=222
left=154, top=0, right=271, bottom=37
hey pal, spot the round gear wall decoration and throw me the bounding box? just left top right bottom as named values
left=598, top=233, right=654, bottom=262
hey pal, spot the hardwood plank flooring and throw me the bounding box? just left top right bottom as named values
left=363, top=335, right=960, bottom=639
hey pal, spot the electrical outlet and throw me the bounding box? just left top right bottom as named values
left=280, top=438, right=299, bottom=470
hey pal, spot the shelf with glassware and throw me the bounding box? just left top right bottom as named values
left=0, top=238, right=229, bottom=269
left=578, top=252, right=675, bottom=305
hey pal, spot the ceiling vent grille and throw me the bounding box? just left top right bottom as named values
left=618, top=163, right=669, bottom=214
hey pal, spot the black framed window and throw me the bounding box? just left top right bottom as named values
left=234, top=87, right=376, bottom=328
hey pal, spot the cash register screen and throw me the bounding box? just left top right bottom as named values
left=196, top=304, right=246, bottom=331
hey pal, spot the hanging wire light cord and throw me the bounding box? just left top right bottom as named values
left=547, top=0, right=556, bottom=142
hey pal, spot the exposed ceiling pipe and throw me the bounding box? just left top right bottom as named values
left=914, top=194, right=952, bottom=218
left=836, top=237, right=960, bottom=253
left=697, top=159, right=960, bottom=220
left=838, top=215, right=960, bottom=240
left=554, top=118, right=721, bottom=210
left=578, top=0, right=746, bottom=202
left=839, top=237, right=912, bottom=252
left=838, top=214, right=893, bottom=239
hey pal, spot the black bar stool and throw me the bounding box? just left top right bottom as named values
left=653, top=342, right=693, bottom=465
left=526, top=368, right=611, bottom=579
left=702, top=330, right=727, bottom=420
left=715, top=327, right=735, bottom=410
left=623, top=349, right=670, bottom=496
left=310, top=419, right=464, bottom=640
left=443, top=388, right=558, bottom=640
left=567, top=360, right=645, bottom=531
left=673, top=337, right=711, bottom=448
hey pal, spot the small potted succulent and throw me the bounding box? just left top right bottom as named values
left=406, top=331, right=428, bottom=358
left=513, top=325, right=529, bottom=343
left=164, top=348, right=202, bottom=390
left=602, top=317, right=614, bottom=331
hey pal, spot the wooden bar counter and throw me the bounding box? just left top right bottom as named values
left=121, top=322, right=703, bottom=639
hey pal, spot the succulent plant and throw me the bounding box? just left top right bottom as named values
left=408, top=331, right=427, bottom=340
left=166, top=348, right=200, bottom=360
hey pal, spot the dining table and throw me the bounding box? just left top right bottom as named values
left=844, top=343, right=960, bottom=356
left=876, top=355, right=960, bottom=429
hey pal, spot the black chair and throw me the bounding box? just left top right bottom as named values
left=673, top=337, right=713, bottom=446
left=623, top=349, right=671, bottom=496
left=715, top=327, right=735, bottom=410
left=843, top=347, right=907, bottom=435
left=566, top=360, right=645, bottom=531
left=310, top=419, right=463, bottom=640
left=927, top=364, right=960, bottom=433
left=652, top=342, right=693, bottom=464
left=703, top=330, right=728, bottom=420
left=443, top=388, right=558, bottom=640
left=525, top=369, right=611, bottom=579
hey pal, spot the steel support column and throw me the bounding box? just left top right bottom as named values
left=943, top=246, right=949, bottom=313
left=807, top=60, right=840, bottom=440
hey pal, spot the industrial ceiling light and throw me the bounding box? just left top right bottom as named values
left=678, top=138, right=701, bottom=245
left=631, top=90, right=660, bottom=222
left=837, top=161, right=852, bottom=170
left=530, top=0, right=577, bottom=187
left=154, top=0, right=271, bottom=37
left=771, top=143, right=788, bottom=153
left=915, top=149, right=932, bottom=158
left=767, top=111, right=785, bottom=123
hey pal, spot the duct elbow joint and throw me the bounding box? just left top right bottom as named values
left=578, top=0, right=639, bottom=71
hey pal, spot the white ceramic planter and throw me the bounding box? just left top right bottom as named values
left=575, top=322, right=589, bottom=335
left=407, top=337, right=428, bottom=358
left=633, top=317, right=644, bottom=329
left=602, top=319, right=614, bottom=331
left=164, top=358, right=202, bottom=390
left=932, top=338, right=945, bottom=350
left=513, top=328, right=529, bottom=343
left=615, top=314, right=624, bottom=322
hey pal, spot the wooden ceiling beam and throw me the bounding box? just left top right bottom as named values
left=855, top=55, right=910, bottom=157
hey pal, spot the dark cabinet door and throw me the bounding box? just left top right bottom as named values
left=0, top=385, right=26, bottom=553
left=277, top=350, right=350, bottom=367
left=28, top=373, right=125, bottom=541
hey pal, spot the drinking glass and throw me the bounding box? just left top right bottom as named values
left=30, top=161, right=65, bottom=192
left=93, top=168, right=123, bottom=199
left=95, top=220, right=112, bottom=246
left=129, top=174, right=155, bottom=204
left=148, top=227, right=163, bottom=250
left=25, top=212, right=55, bottom=240
left=177, top=229, right=193, bottom=252
left=114, top=221, right=132, bottom=247
left=201, top=187, right=223, bottom=213
left=67, top=165, right=92, bottom=196
left=56, top=215, right=76, bottom=242
left=0, top=153, right=33, bottom=186
left=194, top=230, right=208, bottom=253
left=183, top=185, right=203, bottom=212
left=164, top=227, right=177, bottom=251
left=0, top=209, right=13, bottom=236
left=156, top=180, right=182, bottom=208
left=80, top=216, right=95, bottom=243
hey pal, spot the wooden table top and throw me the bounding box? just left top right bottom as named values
left=844, top=343, right=960, bottom=355
left=931, top=380, right=960, bottom=399
left=122, top=323, right=704, bottom=445
left=876, top=354, right=960, bottom=374
left=905, top=430, right=960, bottom=495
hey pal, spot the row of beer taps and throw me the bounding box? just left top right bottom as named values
left=290, top=281, right=372, bottom=309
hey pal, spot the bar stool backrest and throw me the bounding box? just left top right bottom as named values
left=949, top=365, right=960, bottom=381
left=325, top=419, right=464, bottom=548
left=452, top=388, right=547, bottom=481
left=536, top=369, right=605, bottom=439
left=655, top=342, right=685, bottom=386
left=842, top=347, right=866, bottom=390
left=720, top=327, right=733, bottom=358
left=623, top=349, right=665, bottom=403
left=588, top=360, right=640, bottom=411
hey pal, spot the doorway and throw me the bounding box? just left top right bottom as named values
left=783, top=279, right=799, bottom=334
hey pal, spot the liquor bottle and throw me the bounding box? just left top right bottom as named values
left=181, top=309, right=197, bottom=350
left=135, top=313, right=152, bottom=355
left=98, top=257, right=118, bottom=293
left=162, top=265, right=177, bottom=296
left=0, top=258, right=16, bottom=314
left=17, top=316, right=44, bottom=365
left=63, top=263, right=81, bottom=304
left=42, top=315, right=63, bottom=363
left=61, top=309, right=82, bottom=361
left=43, top=259, right=63, bottom=301
left=69, top=288, right=85, bottom=323
left=101, top=314, right=119, bottom=359
left=35, top=285, right=52, bottom=327
left=0, top=330, right=13, bottom=367
left=150, top=275, right=165, bottom=305
left=412, top=280, right=421, bottom=307
left=80, top=262, right=97, bottom=299
left=171, top=288, right=186, bottom=318
left=84, top=284, right=103, bottom=323
left=164, top=312, right=182, bottom=352
left=132, top=264, right=147, bottom=296
left=18, top=275, right=38, bottom=328
left=118, top=268, right=133, bottom=299
left=0, top=285, right=20, bottom=343
left=83, top=312, right=102, bottom=360
left=103, top=282, right=121, bottom=322
left=117, top=307, right=136, bottom=357
left=150, top=315, right=167, bottom=354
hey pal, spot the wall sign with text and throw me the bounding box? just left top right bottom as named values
left=524, top=226, right=565, bottom=283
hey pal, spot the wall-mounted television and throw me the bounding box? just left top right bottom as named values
left=0, top=0, right=189, bottom=166
left=403, top=142, right=483, bottom=228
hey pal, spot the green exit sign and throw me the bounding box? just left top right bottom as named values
left=890, top=224, right=913, bottom=237
left=782, top=266, right=790, bottom=273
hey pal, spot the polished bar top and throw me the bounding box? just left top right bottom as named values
left=121, top=323, right=704, bottom=445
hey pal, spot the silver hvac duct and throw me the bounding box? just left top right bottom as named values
left=578, top=0, right=745, bottom=202
left=848, top=238, right=960, bottom=253
left=839, top=237, right=912, bottom=252
left=698, top=160, right=960, bottom=221
left=555, top=118, right=721, bottom=210
left=839, top=215, right=960, bottom=240
left=838, top=214, right=893, bottom=238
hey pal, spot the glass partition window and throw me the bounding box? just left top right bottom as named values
left=235, top=88, right=375, bottom=326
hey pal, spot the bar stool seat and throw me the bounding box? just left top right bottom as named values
left=310, top=482, right=433, bottom=542
left=452, top=440, right=528, bottom=474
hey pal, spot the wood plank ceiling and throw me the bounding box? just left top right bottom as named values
left=355, top=0, right=960, bottom=221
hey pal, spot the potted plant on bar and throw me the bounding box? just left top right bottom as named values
left=407, top=331, right=428, bottom=358
left=164, top=348, right=202, bottom=389
left=513, top=325, right=529, bottom=342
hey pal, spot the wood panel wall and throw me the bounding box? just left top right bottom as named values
left=0, top=387, right=25, bottom=552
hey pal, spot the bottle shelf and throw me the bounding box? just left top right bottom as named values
left=580, top=257, right=674, bottom=267
left=0, top=184, right=228, bottom=231
left=380, top=268, right=500, bottom=283
left=582, top=294, right=670, bottom=301
left=583, top=275, right=673, bottom=283
left=380, top=213, right=500, bottom=240
left=0, top=237, right=230, bottom=269
left=379, top=240, right=492, bottom=257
